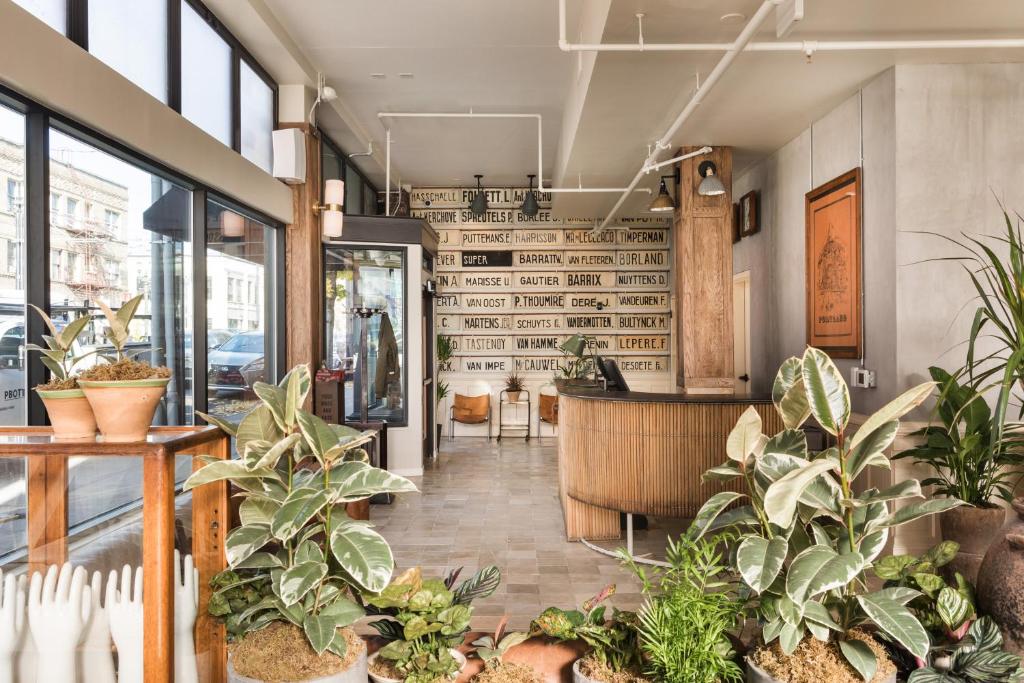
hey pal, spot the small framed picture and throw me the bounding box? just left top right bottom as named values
left=732, top=203, right=741, bottom=244
left=740, top=190, right=760, bottom=236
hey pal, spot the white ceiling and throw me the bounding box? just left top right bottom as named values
left=253, top=0, right=1024, bottom=216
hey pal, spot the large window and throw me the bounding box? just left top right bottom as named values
left=324, top=246, right=406, bottom=425
left=205, top=200, right=268, bottom=423
left=89, top=0, right=169, bottom=103
left=240, top=61, right=274, bottom=173
left=0, top=105, right=27, bottom=427
left=181, top=2, right=232, bottom=146
left=321, top=134, right=380, bottom=217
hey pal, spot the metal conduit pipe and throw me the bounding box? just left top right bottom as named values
left=595, top=0, right=780, bottom=232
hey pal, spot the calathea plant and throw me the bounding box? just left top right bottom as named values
left=909, top=617, right=1023, bottom=683
left=365, top=565, right=501, bottom=682
left=690, top=347, right=964, bottom=681
left=185, top=364, right=418, bottom=659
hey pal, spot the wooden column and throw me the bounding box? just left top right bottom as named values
left=675, top=146, right=734, bottom=393
left=281, top=123, right=324, bottom=385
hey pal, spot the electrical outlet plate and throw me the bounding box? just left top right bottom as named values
left=776, top=0, right=804, bottom=38
left=850, top=367, right=876, bottom=389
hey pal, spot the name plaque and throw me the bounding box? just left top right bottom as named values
left=514, top=272, right=564, bottom=289
left=617, top=335, right=669, bottom=352
left=462, top=356, right=513, bottom=373
left=461, top=272, right=512, bottom=289
left=565, top=251, right=616, bottom=268
left=513, top=293, right=565, bottom=310
left=618, top=250, right=669, bottom=269
left=462, top=293, right=513, bottom=311
left=462, top=251, right=513, bottom=268
left=453, top=336, right=510, bottom=353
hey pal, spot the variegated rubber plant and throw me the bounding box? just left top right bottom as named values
left=26, top=304, right=93, bottom=387
left=184, top=364, right=418, bottom=659
left=689, top=347, right=964, bottom=682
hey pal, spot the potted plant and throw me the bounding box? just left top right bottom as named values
left=76, top=295, right=172, bottom=441
left=504, top=372, right=525, bottom=403
left=184, top=364, right=418, bottom=683
left=895, top=367, right=1022, bottom=579
left=531, top=585, right=649, bottom=683
left=437, top=334, right=454, bottom=447
left=25, top=305, right=96, bottom=438
left=907, top=618, right=1022, bottom=682
left=691, top=347, right=963, bottom=683
left=364, top=565, right=500, bottom=682
left=471, top=618, right=539, bottom=683
left=554, top=335, right=598, bottom=388
left=620, top=533, right=745, bottom=683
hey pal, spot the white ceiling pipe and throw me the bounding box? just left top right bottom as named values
left=595, top=0, right=780, bottom=232
left=376, top=111, right=651, bottom=195
left=644, top=146, right=712, bottom=173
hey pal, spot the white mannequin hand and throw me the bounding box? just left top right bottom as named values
left=106, top=566, right=142, bottom=683
left=77, top=571, right=115, bottom=683
left=0, top=571, right=25, bottom=683
left=173, top=551, right=198, bottom=683
left=16, top=575, right=36, bottom=683
left=27, top=563, right=91, bottom=683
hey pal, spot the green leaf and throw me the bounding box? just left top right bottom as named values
left=226, top=525, right=272, bottom=567
left=764, top=458, right=837, bottom=527
left=936, top=586, right=972, bottom=630
left=787, top=546, right=864, bottom=603
left=849, top=382, right=935, bottom=450
left=271, top=488, right=330, bottom=542
left=801, top=347, right=850, bottom=435
left=115, top=294, right=144, bottom=332
left=319, top=596, right=365, bottom=628
left=239, top=497, right=280, bottom=526
left=303, top=612, right=337, bottom=655
left=764, top=429, right=809, bottom=459
left=858, top=529, right=889, bottom=563
left=329, top=461, right=418, bottom=502
left=453, top=566, right=502, bottom=605
left=803, top=600, right=841, bottom=631
left=27, top=303, right=58, bottom=337
left=873, top=555, right=916, bottom=581
left=737, top=536, right=787, bottom=593
left=58, top=315, right=91, bottom=349
left=195, top=410, right=239, bottom=437
left=685, top=491, right=745, bottom=541
left=856, top=593, right=930, bottom=659
left=234, top=551, right=284, bottom=569
left=873, top=587, right=921, bottom=605
left=847, top=420, right=899, bottom=479
left=779, top=622, right=803, bottom=655
left=702, top=462, right=743, bottom=481
left=236, top=405, right=283, bottom=453
left=923, top=541, right=959, bottom=568
left=329, top=522, right=394, bottom=592
left=183, top=460, right=278, bottom=491
left=872, top=498, right=964, bottom=531
left=297, top=410, right=340, bottom=464
left=279, top=561, right=327, bottom=606
left=282, top=364, right=312, bottom=427
left=39, top=356, right=65, bottom=380
left=727, top=407, right=762, bottom=463
left=253, top=433, right=302, bottom=470
left=253, top=382, right=288, bottom=431
left=295, top=539, right=325, bottom=564
left=773, top=357, right=812, bottom=429
left=326, top=629, right=349, bottom=659
left=839, top=639, right=877, bottom=682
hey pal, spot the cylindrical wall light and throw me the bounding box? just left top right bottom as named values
left=221, top=210, right=246, bottom=240
left=317, top=179, right=345, bottom=238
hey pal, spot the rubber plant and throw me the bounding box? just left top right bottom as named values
left=184, top=364, right=418, bottom=664
left=25, top=305, right=97, bottom=438
left=690, top=347, right=964, bottom=682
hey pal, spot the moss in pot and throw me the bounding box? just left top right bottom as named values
left=26, top=305, right=97, bottom=439
left=185, top=364, right=419, bottom=682
left=471, top=618, right=541, bottom=683
left=77, top=295, right=172, bottom=442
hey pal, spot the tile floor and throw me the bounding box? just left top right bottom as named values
left=369, top=437, right=688, bottom=631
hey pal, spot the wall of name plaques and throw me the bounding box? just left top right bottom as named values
left=412, top=187, right=673, bottom=388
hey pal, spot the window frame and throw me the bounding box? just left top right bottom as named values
left=320, top=130, right=380, bottom=216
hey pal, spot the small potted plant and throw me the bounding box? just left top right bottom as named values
left=186, top=364, right=419, bottom=683
left=365, top=565, right=501, bottom=683
left=437, top=334, right=454, bottom=447
left=504, top=372, right=525, bottom=403
left=26, top=305, right=95, bottom=438
left=554, top=335, right=599, bottom=389
left=472, top=618, right=539, bottom=683
left=77, top=295, right=172, bottom=441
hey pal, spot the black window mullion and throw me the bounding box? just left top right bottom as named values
left=231, top=49, right=241, bottom=153
left=267, top=224, right=285, bottom=382
left=67, top=0, right=88, bottom=49
left=191, top=189, right=208, bottom=421
left=24, top=108, right=50, bottom=426
left=168, top=0, right=182, bottom=113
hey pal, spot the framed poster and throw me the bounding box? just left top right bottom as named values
left=740, top=190, right=760, bottom=236
left=805, top=168, right=862, bottom=358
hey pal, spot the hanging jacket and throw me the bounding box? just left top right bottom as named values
left=374, top=312, right=400, bottom=397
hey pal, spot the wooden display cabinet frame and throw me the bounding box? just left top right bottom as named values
left=1, top=426, right=230, bottom=683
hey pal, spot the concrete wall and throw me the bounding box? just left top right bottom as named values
left=734, top=63, right=1024, bottom=415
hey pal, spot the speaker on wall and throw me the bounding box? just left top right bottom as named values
left=272, top=128, right=306, bottom=184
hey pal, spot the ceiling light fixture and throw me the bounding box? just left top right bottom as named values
left=720, top=12, right=746, bottom=24
left=697, top=161, right=726, bottom=196
left=316, top=179, right=345, bottom=238
left=470, top=175, right=488, bottom=217
left=521, top=174, right=540, bottom=217
left=648, top=176, right=676, bottom=212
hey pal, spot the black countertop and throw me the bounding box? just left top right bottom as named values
left=557, top=384, right=773, bottom=405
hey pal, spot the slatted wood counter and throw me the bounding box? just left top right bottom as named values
left=557, top=388, right=783, bottom=540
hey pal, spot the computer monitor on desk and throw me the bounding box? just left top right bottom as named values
left=596, top=356, right=630, bottom=392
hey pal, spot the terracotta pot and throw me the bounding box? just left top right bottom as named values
left=940, top=504, right=1007, bottom=582
left=79, top=377, right=169, bottom=442
left=507, top=390, right=523, bottom=403
left=367, top=648, right=466, bottom=683
left=227, top=647, right=368, bottom=683
left=36, top=388, right=96, bottom=439
left=977, top=498, right=1024, bottom=657
left=503, top=637, right=587, bottom=683
left=745, top=657, right=896, bottom=683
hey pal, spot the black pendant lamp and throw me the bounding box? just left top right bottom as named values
left=648, top=176, right=676, bottom=212
left=470, top=174, right=488, bottom=217
left=521, top=174, right=540, bottom=217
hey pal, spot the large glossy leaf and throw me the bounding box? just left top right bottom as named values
left=855, top=480, right=922, bottom=507
left=704, top=505, right=760, bottom=534
left=253, top=382, right=288, bottom=431
left=234, top=552, right=284, bottom=569
left=195, top=410, right=239, bottom=437
left=773, top=357, right=812, bottom=429
left=702, top=462, right=743, bottom=482
left=871, top=498, right=964, bottom=531
left=857, top=592, right=930, bottom=659
left=320, top=595, right=365, bottom=627
left=787, top=546, right=864, bottom=603
left=281, top=364, right=311, bottom=427
left=183, top=460, right=278, bottom=491
left=737, top=536, right=787, bottom=593
left=936, top=586, right=972, bottom=630
left=873, top=587, right=921, bottom=605
left=252, top=433, right=302, bottom=470
left=760, top=452, right=843, bottom=517
left=839, top=639, right=877, bottom=682
left=847, top=420, right=899, bottom=479
left=59, top=315, right=91, bottom=349
left=279, top=561, right=327, bottom=606
left=329, top=462, right=418, bottom=502
left=685, top=491, right=745, bottom=541
left=858, top=529, right=889, bottom=563
left=764, top=458, right=838, bottom=527
left=779, top=622, right=804, bottom=655
left=239, top=497, right=280, bottom=527
left=801, top=347, right=850, bottom=435
left=727, top=407, right=762, bottom=463
left=271, top=488, right=330, bottom=542
left=297, top=410, right=340, bottom=464
left=329, top=523, right=394, bottom=592
left=236, top=405, right=282, bottom=453
left=304, top=612, right=336, bottom=655
left=849, top=382, right=936, bottom=450
left=803, top=600, right=841, bottom=631
left=226, top=525, right=272, bottom=567
left=763, top=429, right=809, bottom=460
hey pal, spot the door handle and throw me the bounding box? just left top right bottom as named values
left=738, top=374, right=750, bottom=382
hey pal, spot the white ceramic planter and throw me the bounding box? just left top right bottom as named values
left=571, top=658, right=594, bottom=683
left=745, top=657, right=896, bottom=683
left=227, top=647, right=368, bottom=683
left=367, top=648, right=466, bottom=683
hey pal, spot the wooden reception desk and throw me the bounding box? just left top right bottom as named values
left=557, top=386, right=784, bottom=540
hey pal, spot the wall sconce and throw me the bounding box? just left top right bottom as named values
left=521, top=174, right=539, bottom=217
left=220, top=210, right=245, bottom=241
left=470, top=174, right=488, bottom=218
left=697, top=161, right=726, bottom=196
left=316, top=178, right=345, bottom=238
left=648, top=176, right=676, bottom=212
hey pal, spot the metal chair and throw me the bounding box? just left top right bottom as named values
left=537, top=382, right=559, bottom=437
left=449, top=381, right=492, bottom=440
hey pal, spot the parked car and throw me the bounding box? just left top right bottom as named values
left=207, top=330, right=264, bottom=394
